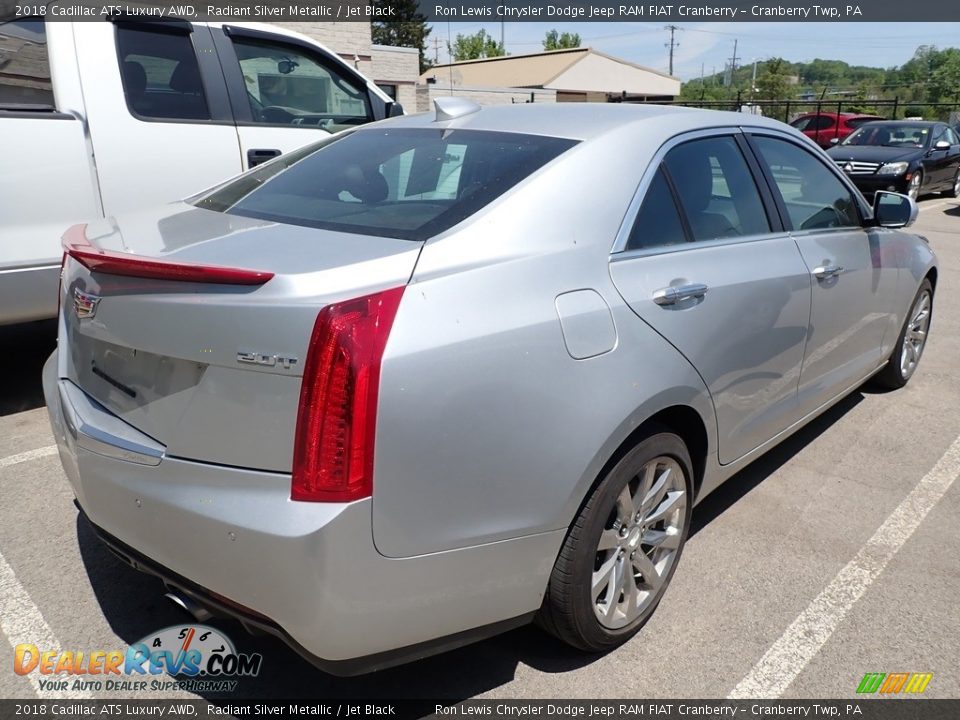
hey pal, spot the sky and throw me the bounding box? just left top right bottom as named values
left=425, top=22, right=960, bottom=80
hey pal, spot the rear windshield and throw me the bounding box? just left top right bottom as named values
left=194, top=128, right=578, bottom=241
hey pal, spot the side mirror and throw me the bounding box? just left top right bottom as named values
left=872, top=191, right=918, bottom=229
left=388, top=102, right=405, bottom=118
left=277, top=59, right=299, bottom=75
left=934, top=140, right=950, bottom=150
left=829, top=137, right=840, bottom=145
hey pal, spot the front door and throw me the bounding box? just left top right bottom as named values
left=209, top=25, right=390, bottom=170
left=747, top=133, right=899, bottom=415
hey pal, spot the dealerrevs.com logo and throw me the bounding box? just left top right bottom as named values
left=856, top=672, right=933, bottom=694
left=14, top=625, right=262, bottom=693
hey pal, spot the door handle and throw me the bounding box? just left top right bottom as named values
left=812, top=264, right=844, bottom=280
left=247, top=148, right=282, bottom=168
left=653, top=283, right=709, bottom=306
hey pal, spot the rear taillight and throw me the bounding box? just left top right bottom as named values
left=61, top=223, right=273, bottom=286
left=291, top=287, right=405, bottom=502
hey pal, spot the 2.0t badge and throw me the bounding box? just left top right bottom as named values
left=73, top=289, right=101, bottom=319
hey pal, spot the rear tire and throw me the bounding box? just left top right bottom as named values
left=872, top=279, right=933, bottom=390
left=537, top=430, right=693, bottom=652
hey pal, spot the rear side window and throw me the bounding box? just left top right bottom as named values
left=662, top=136, right=770, bottom=242
left=194, top=128, right=577, bottom=241
left=809, top=116, right=835, bottom=130
left=627, top=169, right=687, bottom=250
left=116, top=26, right=209, bottom=121
left=0, top=18, right=54, bottom=109
left=751, top=135, right=861, bottom=231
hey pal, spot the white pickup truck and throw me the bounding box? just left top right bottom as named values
left=0, top=18, right=400, bottom=325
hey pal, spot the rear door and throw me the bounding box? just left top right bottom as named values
left=746, top=131, right=898, bottom=415
left=609, top=130, right=812, bottom=465
left=209, top=24, right=392, bottom=169
left=73, top=21, right=241, bottom=217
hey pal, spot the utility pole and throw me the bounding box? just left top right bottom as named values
left=664, top=25, right=679, bottom=76
left=728, top=39, right=740, bottom=76
left=432, top=35, right=441, bottom=65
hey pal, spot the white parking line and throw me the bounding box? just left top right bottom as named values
left=0, top=548, right=92, bottom=699
left=728, top=433, right=960, bottom=699
left=0, top=446, right=58, bottom=469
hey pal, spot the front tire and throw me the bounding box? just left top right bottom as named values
left=873, top=279, right=933, bottom=390
left=537, top=431, right=693, bottom=652
left=907, top=170, right=922, bottom=201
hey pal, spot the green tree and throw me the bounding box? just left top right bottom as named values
left=755, top=58, right=792, bottom=120
left=450, top=29, right=505, bottom=61
left=370, top=0, right=432, bottom=73
left=542, top=29, right=581, bottom=51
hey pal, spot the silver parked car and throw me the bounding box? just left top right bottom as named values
left=44, top=101, right=937, bottom=674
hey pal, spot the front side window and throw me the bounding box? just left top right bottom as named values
left=751, top=135, right=861, bottom=231
left=945, top=127, right=960, bottom=146
left=0, top=18, right=54, bottom=108
left=194, top=128, right=577, bottom=241
left=116, top=26, right=210, bottom=121
left=662, top=136, right=771, bottom=242
left=231, top=37, right=371, bottom=130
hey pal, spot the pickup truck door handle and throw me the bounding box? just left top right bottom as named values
left=247, top=148, right=282, bottom=168
left=653, top=283, right=709, bottom=306
left=812, top=264, right=844, bottom=280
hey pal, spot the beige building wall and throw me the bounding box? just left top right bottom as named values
left=371, top=45, right=419, bottom=110
left=420, top=84, right=557, bottom=112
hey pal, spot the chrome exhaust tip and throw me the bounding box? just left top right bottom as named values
left=164, top=590, right=213, bottom=622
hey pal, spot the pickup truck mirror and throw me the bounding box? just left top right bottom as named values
left=829, top=137, right=840, bottom=145
left=872, top=191, right=918, bottom=229
left=933, top=140, right=950, bottom=150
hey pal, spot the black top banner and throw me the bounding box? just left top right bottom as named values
left=3, top=0, right=960, bottom=23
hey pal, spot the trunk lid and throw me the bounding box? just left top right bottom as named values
left=60, top=203, right=421, bottom=473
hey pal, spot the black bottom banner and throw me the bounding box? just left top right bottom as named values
left=1, top=700, right=958, bottom=720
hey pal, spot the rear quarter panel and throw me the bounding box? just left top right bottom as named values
left=372, top=126, right=717, bottom=559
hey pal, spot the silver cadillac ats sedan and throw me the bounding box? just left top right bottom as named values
left=44, top=100, right=937, bottom=674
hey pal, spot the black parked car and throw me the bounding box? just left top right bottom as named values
left=826, top=120, right=960, bottom=200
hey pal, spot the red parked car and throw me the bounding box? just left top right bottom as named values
left=789, top=112, right=885, bottom=148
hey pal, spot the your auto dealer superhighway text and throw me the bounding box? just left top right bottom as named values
left=434, top=5, right=860, bottom=18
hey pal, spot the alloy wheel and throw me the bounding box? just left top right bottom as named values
left=592, top=456, right=687, bottom=629
left=900, top=289, right=931, bottom=379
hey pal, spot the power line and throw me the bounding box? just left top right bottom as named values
left=665, top=25, right=680, bottom=76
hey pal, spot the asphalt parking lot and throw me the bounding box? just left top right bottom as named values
left=1, top=196, right=958, bottom=704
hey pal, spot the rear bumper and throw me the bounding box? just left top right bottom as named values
left=43, top=352, right=558, bottom=673
left=0, top=263, right=59, bottom=325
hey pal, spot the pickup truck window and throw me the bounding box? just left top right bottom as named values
left=230, top=36, right=372, bottom=131
left=116, top=26, right=210, bottom=121
left=0, top=18, right=54, bottom=109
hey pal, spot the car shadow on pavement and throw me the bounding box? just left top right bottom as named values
left=76, top=392, right=864, bottom=705
left=0, top=320, right=57, bottom=417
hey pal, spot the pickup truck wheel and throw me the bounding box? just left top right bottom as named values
left=873, top=279, right=933, bottom=390
left=537, top=431, right=692, bottom=652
